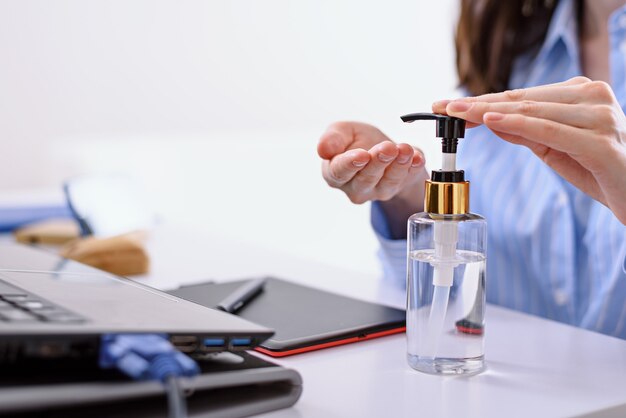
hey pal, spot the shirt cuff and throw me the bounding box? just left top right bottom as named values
left=371, top=201, right=393, bottom=240
left=375, top=233, right=407, bottom=288
left=371, top=202, right=407, bottom=287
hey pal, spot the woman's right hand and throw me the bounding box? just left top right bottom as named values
left=317, top=121, right=428, bottom=238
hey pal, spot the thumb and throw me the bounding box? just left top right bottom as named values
left=317, top=122, right=356, bottom=160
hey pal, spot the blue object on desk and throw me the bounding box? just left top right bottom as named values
left=0, top=205, right=72, bottom=233
left=63, top=175, right=156, bottom=238
left=100, top=334, right=199, bottom=418
left=99, top=334, right=199, bottom=382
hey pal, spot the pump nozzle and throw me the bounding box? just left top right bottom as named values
left=401, top=112, right=469, bottom=194
left=401, top=113, right=465, bottom=154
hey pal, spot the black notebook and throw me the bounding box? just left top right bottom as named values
left=168, top=277, right=406, bottom=357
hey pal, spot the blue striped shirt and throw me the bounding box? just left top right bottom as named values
left=373, top=0, right=626, bottom=338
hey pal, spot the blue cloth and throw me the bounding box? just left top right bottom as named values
left=372, top=0, right=626, bottom=338
left=0, top=205, right=72, bottom=233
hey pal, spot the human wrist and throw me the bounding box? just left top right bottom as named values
left=377, top=179, right=425, bottom=239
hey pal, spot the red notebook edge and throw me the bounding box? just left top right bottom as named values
left=254, top=326, right=406, bottom=358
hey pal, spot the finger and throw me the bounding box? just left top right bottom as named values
left=432, top=99, right=480, bottom=128
left=349, top=141, right=398, bottom=192
left=318, top=123, right=355, bottom=160
left=322, top=148, right=370, bottom=187
left=318, top=121, right=388, bottom=160
left=447, top=101, right=600, bottom=129
left=490, top=128, right=604, bottom=202
left=375, top=144, right=415, bottom=199
left=433, top=78, right=589, bottom=118
left=432, top=99, right=452, bottom=114
left=410, top=146, right=426, bottom=168
left=461, top=77, right=592, bottom=105
left=483, top=112, right=594, bottom=157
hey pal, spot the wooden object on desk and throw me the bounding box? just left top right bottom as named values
left=14, top=219, right=80, bottom=245
left=59, top=232, right=150, bottom=276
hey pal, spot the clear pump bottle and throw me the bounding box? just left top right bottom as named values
left=401, top=113, right=487, bottom=375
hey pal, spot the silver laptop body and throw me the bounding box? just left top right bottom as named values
left=0, top=243, right=273, bottom=358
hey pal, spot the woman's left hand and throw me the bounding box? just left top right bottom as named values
left=433, top=76, right=626, bottom=225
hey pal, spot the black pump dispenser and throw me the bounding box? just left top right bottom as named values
left=401, top=112, right=466, bottom=183
left=403, top=111, right=487, bottom=375
left=400, top=113, right=465, bottom=154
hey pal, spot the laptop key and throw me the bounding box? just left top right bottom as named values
left=1, top=295, right=29, bottom=302
left=16, top=301, right=49, bottom=310
left=0, top=280, right=86, bottom=324
left=41, top=313, right=84, bottom=323
left=0, top=282, right=27, bottom=297
left=0, top=309, right=38, bottom=321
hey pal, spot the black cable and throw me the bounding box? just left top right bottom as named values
left=99, top=334, right=199, bottom=418
left=165, top=375, right=188, bottom=418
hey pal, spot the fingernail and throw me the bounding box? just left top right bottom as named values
left=448, top=101, right=471, bottom=112
left=352, top=160, right=367, bottom=167
left=484, top=112, right=504, bottom=122
left=378, top=153, right=394, bottom=163
left=410, top=149, right=425, bottom=166
left=397, top=153, right=411, bottom=164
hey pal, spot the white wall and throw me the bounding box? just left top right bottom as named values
left=0, top=0, right=458, bottom=277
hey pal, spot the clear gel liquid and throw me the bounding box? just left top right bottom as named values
left=407, top=249, right=486, bottom=375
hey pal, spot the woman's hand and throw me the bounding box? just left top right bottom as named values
left=433, top=76, right=626, bottom=225
left=317, top=121, right=428, bottom=238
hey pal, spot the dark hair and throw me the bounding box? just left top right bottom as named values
left=455, top=0, right=570, bottom=95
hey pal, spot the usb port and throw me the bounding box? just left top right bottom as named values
left=203, top=338, right=226, bottom=347
left=170, top=336, right=199, bottom=353
left=230, top=337, right=252, bottom=347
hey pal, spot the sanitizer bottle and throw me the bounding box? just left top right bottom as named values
left=401, top=113, right=486, bottom=375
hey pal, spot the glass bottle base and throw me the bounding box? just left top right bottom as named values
left=407, top=354, right=485, bottom=376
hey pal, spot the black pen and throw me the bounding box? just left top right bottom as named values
left=215, top=277, right=267, bottom=314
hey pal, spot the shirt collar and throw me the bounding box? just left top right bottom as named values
left=534, top=0, right=579, bottom=68
left=608, top=3, right=626, bottom=34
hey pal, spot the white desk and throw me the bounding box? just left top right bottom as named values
left=137, top=225, right=626, bottom=418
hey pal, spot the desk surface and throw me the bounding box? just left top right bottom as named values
left=137, top=226, right=626, bottom=418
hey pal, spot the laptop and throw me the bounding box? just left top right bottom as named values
left=0, top=243, right=274, bottom=361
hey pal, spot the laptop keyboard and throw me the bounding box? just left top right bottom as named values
left=0, top=279, right=86, bottom=324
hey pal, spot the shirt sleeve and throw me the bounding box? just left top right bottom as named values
left=371, top=201, right=407, bottom=287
